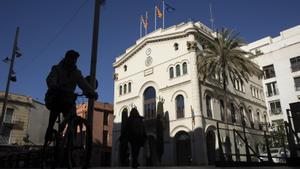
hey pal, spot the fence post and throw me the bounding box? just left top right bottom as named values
left=264, top=131, right=272, bottom=162
left=282, top=135, right=287, bottom=163
left=217, top=122, right=225, bottom=161
left=233, top=129, right=240, bottom=162
left=243, top=124, right=251, bottom=162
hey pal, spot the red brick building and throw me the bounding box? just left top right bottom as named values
left=76, top=102, right=113, bottom=166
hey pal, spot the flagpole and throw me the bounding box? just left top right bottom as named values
left=140, top=16, right=142, bottom=38
left=162, top=1, right=165, bottom=29
left=145, top=11, right=148, bottom=35
left=154, top=6, right=157, bottom=30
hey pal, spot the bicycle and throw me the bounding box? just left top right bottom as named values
left=42, top=93, right=92, bottom=169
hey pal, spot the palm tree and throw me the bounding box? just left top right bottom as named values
left=197, top=28, right=262, bottom=160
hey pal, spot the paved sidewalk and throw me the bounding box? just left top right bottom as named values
left=86, top=166, right=299, bottom=169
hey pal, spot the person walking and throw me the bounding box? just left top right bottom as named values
left=126, top=107, right=147, bottom=168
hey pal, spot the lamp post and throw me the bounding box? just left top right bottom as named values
left=0, top=27, right=20, bottom=131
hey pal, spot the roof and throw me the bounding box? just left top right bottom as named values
left=113, top=21, right=214, bottom=68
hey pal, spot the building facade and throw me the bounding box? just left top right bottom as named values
left=76, top=101, right=114, bottom=166
left=0, top=92, right=49, bottom=145
left=242, top=25, right=300, bottom=128
left=112, top=21, right=268, bottom=166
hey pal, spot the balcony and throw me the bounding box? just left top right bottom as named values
left=270, top=108, right=282, bottom=115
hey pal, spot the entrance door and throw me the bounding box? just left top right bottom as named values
left=175, top=131, right=191, bottom=166
left=206, top=130, right=216, bottom=165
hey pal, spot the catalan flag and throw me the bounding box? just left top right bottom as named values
left=156, top=6, right=163, bottom=18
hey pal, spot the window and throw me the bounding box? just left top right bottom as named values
left=124, top=65, right=127, bottom=71
left=143, top=87, right=156, bottom=119
left=176, top=95, right=185, bottom=119
left=119, top=85, right=122, bottom=95
left=294, top=77, right=300, bottom=91
left=251, top=86, right=262, bottom=99
left=124, top=84, right=127, bottom=94
left=263, top=64, right=275, bottom=79
left=269, top=100, right=282, bottom=115
left=257, top=111, right=261, bottom=122
left=182, top=62, right=187, bottom=75
left=176, top=65, right=181, bottom=76
left=174, top=43, right=179, bottom=50
left=128, top=82, right=132, bottom=93
left=248, top=109, right=254, bottom=128
left=206, top=95, right=212, bottom=118
left=169, top=67, right=174, bottom=78
left=1, top=126, right=11, bottom=144
left=234, top=79, right=244, bottom=92
left=231, top=103, right=236, bottom=123
left=104, top=112, right=109, bottom=125
left=290, top=56, right=300, bottom=72
left=240, top=107, right=245, bottom=125
left=266, top=82, right=279, bottom=97
left=4, top=108, right=14, bottom=123
left=220, top=100, right=224, bottom=121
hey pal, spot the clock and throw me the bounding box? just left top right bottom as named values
left=146, top=48, right=151, bottom=56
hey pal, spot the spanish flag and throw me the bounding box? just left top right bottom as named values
left=141, top=15, right=148, bottom=29
left=156, top=6, right=163, bottom=18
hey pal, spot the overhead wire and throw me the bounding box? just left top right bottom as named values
left=17, top=0, right=89, bottom=73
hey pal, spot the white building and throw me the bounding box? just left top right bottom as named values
left=112, top=21, right=267, bottom=166
left=243, top=25, right=300, bottom=127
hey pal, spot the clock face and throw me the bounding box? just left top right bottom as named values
left=145, top=56, right=153, bottom=66
left=146, top=48, right=151, bottom=56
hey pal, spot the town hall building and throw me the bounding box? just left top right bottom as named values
left=111, top=21, right=268, bottom=166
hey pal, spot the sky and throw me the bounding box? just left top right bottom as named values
left=0, top=0, right=300, bottom=104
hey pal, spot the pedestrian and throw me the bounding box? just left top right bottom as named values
left=126, top=107, right=147, bottom=168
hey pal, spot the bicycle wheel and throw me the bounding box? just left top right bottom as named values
left=66, top=116, right=92, bottom=169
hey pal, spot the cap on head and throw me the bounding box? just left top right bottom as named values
left=65, top=50, right=80, bottom=59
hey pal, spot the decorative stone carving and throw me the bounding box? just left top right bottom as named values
left=187, top=41, right=198, bottom=51
left=113, top=73, right=118, bottom=80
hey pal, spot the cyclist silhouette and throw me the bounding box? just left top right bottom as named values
left=44, top=50, right=97, bottom=144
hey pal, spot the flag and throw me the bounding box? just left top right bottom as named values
left=141, top=14, right=148, bottom=29
left=141, top=15, right=145, bottom=28
left=165, top=2, right=175, bottom=12
left=145, top=11, right=149, bottom=29
left=156, top=6, right=163, bottom=18
left=191, top=106, right=195, bottom=127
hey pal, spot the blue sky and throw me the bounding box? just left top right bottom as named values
left=0, top=0, right=300, bottom=104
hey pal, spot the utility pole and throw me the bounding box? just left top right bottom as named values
left=87, top=0, right=102, bottom=144
left=0, top=27, right=20, bottom=130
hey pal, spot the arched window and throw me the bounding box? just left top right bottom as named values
left=240, top=106, right=245, bottom=125
left=176, top=95, right=185, bottom=119
left=169, top=67, right=174, bottom=78
left=231, top=103, right=236, bottom=123
left=143, top=87, right=156, bottom=119
left=206, top=95, right=212, bottom=118
left=220, top=99, right=224, bottom=121
left=124, top=84, right=127, bottom=94
left=119, top=85, right=122, bottom=95
left=128, top=82, right=131, bottom=93
left=176, top=65, right=181, bottom=77
left=182, top=62, right=187, bottom=75
left=121, top=108, right=128, bottom=135
left=248, top=109, right=253, bottom=127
